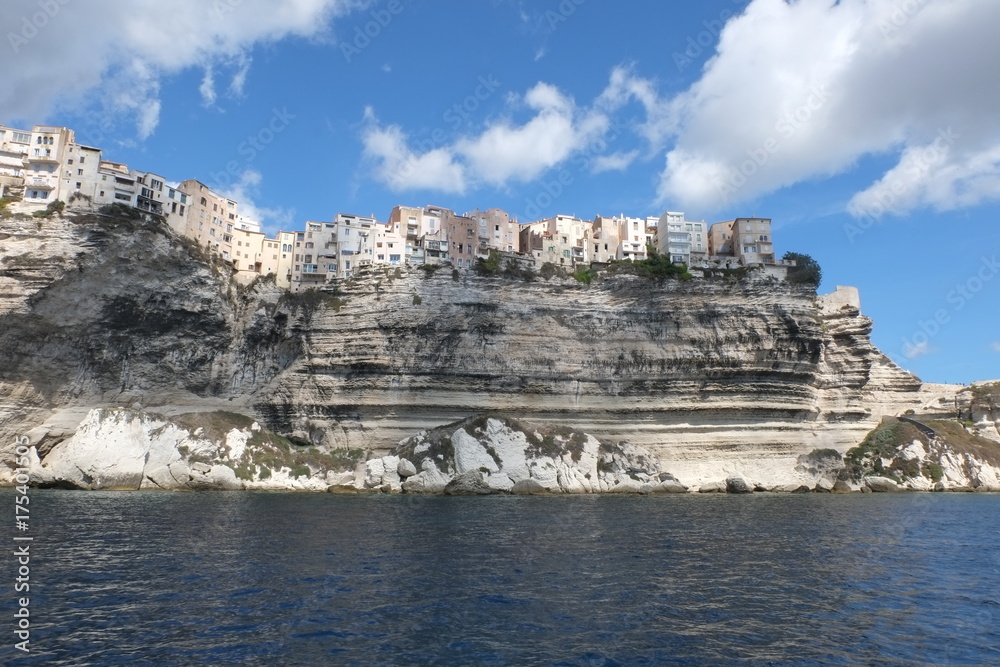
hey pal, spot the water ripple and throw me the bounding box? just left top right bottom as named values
left=2, top=491, right=998, bottom=665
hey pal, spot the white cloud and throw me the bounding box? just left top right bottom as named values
left=199, top=66, right=217, bottom=107
left=992, top=343, right=1000, bottom=353
left=361, top=110, right=467, bottom=194
left=596, top=65, right=676, bottom=152
left=220, top=169, right=295, bottom=235
left=641, top=0, right=1000, bottom=214
left=591, top=150, right=639, bottom=174
left=361, top=82, right=609, bottom=193
left=228, top=54, right=253, bottom=97
left=0, top=0, right=361, bottom=138
left=455, top=83, right=607, bottom=186
left=903, top=340, right=934, bottom=360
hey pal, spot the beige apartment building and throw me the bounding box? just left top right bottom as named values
left=289, top=213, right=406, bottom=289
left=388, top=204, right=449, bottom=265
left=590, top=215, right=621, bottom=263
left=465, top=208, right=519, bottom=254
left=178, top=179, right=239, bottom=259
left=446, top=212, right=481, bottom=270
left=21, top=125, right=75, bottom=207
left=708, top=217, right=775, bottom=265
left=0, top=125, right=31, bottom=198
left=519, top=214, right=591, bottom=267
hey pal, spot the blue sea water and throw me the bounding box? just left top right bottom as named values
left=1, top=491, right=998, bottom=666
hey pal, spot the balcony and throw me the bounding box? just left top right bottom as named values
left=27, top=178, right=54, bottom=189
left=136, top=198, right=164, bottom=215
left=26, top=153, right=58, bottom=163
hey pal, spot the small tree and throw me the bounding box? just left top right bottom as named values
left=783, top=251, right=821, bottom=287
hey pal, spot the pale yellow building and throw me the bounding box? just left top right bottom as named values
left=178, top=179, right=239, bottom=260
left=0, top=125, right=31, bottom=198
left=519, top=214, right=592, bottom=267
left=21, top=125, right=75, bottom=208
left=708, top=217, right=774, bottom=265
left=388, top=204, right=450, bottom=265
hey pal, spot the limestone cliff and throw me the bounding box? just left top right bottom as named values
left=252, top=269, right=937, bottom=486
left=0, top=211, right=976, bottom=489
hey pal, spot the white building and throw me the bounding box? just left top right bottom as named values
left=658, top=211, right=707, bottom=265
left=0, top=125, right=31, bottom=198
left=21, top=125, right=74, bottom=207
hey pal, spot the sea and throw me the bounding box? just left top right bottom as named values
left=2, top=490, right=998, bottom=666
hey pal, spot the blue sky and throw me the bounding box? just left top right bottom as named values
left=2, top=0, right=999, bottom=385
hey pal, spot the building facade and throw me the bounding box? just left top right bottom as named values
left=708, top=217, right=774, bottom=265
left=519, top=214, right=592, bottom=267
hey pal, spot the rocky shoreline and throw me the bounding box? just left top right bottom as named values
left=8, top=408, right=1000, bottom=495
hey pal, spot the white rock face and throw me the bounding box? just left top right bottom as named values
left=393, top=417, right=660, bottom=494
left=19, top=408, right=350, bottom=492
left=37, top=408, right=151, bottom=490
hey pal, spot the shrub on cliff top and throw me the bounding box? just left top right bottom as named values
left=99, top=202, right=143, bottom=220
left=473, top=249, right=503, bottom=276
left=32, top=199, right=65, bottom=219
left=783, top=252, right=822, bottom=287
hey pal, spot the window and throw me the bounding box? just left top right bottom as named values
left=79, top=157, right=85, bottom=164
left=563, top=250, right=571, bottom=258
left=77, top=169, right=83, bottom=176
left=76, top=182, right=81, bottom=188
left=67, top=159, right=73, bottom=165
left=99, top=190, right=105, bottom=197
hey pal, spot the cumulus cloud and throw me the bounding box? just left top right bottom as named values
left=992, top=342, right=1000, bottom=353
left=591, top=150, right=640, bottom=174
left=643, top=0, right=1000, bottom=214
left=361, top=82, right=609, bottom=193
left=0, top=0, right=361, bottom=138
left=361, top=109, right=467, bottom=194
left=219, top=169, right=295, bottom=235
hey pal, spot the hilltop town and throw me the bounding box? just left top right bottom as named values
left=1, top=123, right=797, bottom=290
